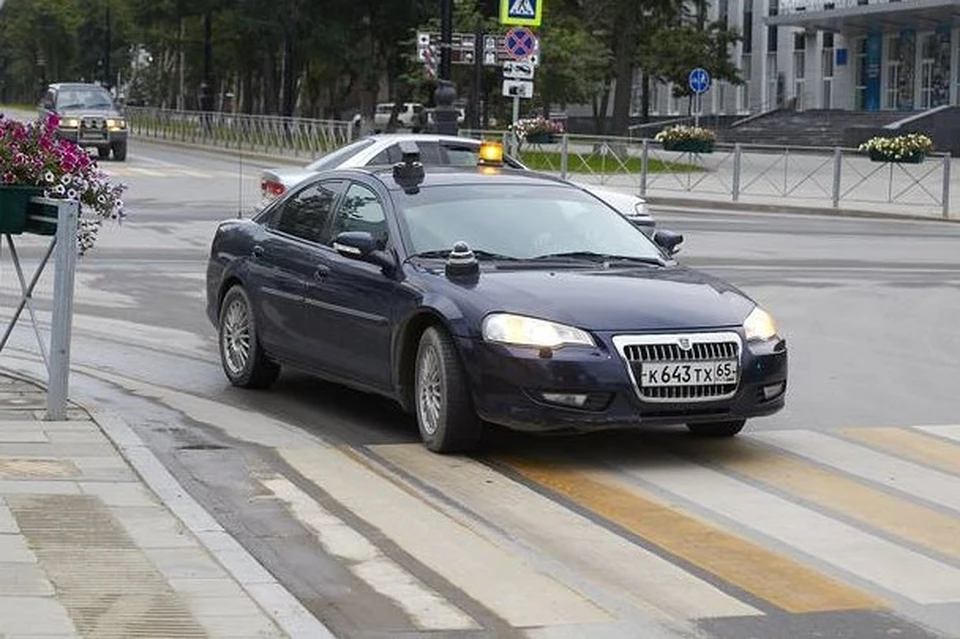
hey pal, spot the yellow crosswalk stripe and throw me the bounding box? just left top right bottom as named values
left=497, top=454, right=883, bottom=614
left=838, top=426, right=960, bottom=478
left=666, top=437, right=960, bottom=560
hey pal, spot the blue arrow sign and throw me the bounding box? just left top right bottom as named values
left=689, top=68, right=711, bottom=94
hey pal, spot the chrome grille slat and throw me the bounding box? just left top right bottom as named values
left=613, top=332, right=742, bottom=404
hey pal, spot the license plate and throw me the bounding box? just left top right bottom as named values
left=639, top=360, right=738, bottom=387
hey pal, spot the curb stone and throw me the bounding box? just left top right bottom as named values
left=0, top=366, right=337, bottom=639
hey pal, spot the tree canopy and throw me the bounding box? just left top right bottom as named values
left=0, top=0, right=743, bottom=133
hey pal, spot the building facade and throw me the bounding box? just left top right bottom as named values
left=636, top=0, right=960, bottom=116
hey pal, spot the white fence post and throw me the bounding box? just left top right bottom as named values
left=46, top=200, right=79, bottom=420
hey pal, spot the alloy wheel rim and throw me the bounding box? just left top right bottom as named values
left=222, top=298, right=251, bottom=376
left=417, top=346, right=443, bottom=436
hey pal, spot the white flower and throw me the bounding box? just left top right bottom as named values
left=54, top=184, right=66, bottom=195
left=44, top=171, right=55, bottom=183
left=66, top=189, right=78, bottom=200
left=60, top=174, right=71, bottom=185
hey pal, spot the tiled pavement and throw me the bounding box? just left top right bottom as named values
left=0, top=374, right=289, bottom=638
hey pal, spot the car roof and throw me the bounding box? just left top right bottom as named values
left=362, top=133, right=482, bottom=145
left=345, top=165, right=572, bottom=192
left=49, top=83, right=109, bottom=90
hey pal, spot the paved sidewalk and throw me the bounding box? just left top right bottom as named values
left=0, top=373, right=290, bottom=638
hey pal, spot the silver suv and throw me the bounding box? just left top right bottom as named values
left=39, top=83, right=129, bottom=161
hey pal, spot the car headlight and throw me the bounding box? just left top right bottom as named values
left=482, top=313, right=595, bottom=349
left=743, top=307, right=778, bottom=341
left=64, top=118, right=79, bottom=128
left=107, top=119, right=126, bottom=129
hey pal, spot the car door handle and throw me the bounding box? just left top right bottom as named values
left=313, top=265, right=331, bottom=281
left=252, top=245, right=264, bottom=259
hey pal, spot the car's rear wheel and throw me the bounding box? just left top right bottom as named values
left=218, top=285, right=280, bottom=389
left=687, top=419, right=746, bottom=437
left=414, top=326, right=482, bottom=453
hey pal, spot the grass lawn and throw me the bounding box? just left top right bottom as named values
left=518, top=149, right=702, bottom=173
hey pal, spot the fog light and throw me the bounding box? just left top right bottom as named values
left=762, top=382, right=785, bottom=400
left=541, top=393, right=589, bottom=408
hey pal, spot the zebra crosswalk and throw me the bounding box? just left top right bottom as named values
left=99, top=165, right=242, bottom=180
left=266, top=424, right=960, bottom=638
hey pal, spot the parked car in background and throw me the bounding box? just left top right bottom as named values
left=259, top=134, right=655, bottom=234
left=374, top=103, right=425, bottom=132
left=38, top=82, right=128, bottom=161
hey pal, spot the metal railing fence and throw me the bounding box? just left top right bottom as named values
left=125, top=107, right=355, bottom=158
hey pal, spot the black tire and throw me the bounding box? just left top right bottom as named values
left=218, top=285, right=280, bottom=389
left=687, top=419, right=746, bottom=438
left=413, top=326, right=483, bottom=453
left=111, top=141, right=127, bottom=161
left=97, top=146, right=110, bottom=160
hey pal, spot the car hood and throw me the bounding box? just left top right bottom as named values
left=425, top=265, right=755, bottom=333
left=572, top=183, right=647, bottom=211
left=57, top=108, right=121, bottom=118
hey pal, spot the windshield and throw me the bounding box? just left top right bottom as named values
left=305, top=138, right=377, bottom=171
left=56, top=87, right=114, bottom=110
left=396, top=183, right=664, bottom=261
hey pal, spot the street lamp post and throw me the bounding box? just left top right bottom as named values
left=433, top=0, right=459, bottom=135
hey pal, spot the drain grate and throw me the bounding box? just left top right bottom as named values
left=8, top=494, right=208, bottom=638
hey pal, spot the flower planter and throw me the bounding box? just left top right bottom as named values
left=868, top=150, right=925, bottom=164
left=0, top=185, right=45, bottom=235
left=525, top=132, right=558, bottom=145
left=661, top=139, right=714, bottom=154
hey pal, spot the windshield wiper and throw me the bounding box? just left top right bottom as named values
left=408, top=249, right=520, bottom=261
left=532, top=251, right=667, bottom=267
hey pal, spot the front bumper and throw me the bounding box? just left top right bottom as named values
left=457, top=331, right=787, bottom=433
left=56, top=125, right=127, bottom=148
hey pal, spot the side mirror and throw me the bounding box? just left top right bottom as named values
left=332, top=231, right=395, bottom=272
left=653, top=229, right=684, bottom=255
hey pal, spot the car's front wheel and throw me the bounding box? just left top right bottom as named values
left=414, top=326, right=482, bottom=453
left=218, top=285, right=280, bottom=389
left=111, top=141, right=127, bottom=161
left=687, top=419, right=746, bottom=437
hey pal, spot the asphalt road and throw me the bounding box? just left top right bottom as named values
left=2, top=136, right=960, bottom=639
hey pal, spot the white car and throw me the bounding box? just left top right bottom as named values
left=259, top=134, right=655, bottom=234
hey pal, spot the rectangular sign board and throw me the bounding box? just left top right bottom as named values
left=503, top=60, right=535, bottom=80
left=417, top=32, right=539, bottom=67
left=502, top=79, right=534, bottom=99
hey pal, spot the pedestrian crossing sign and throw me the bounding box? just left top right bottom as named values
left=500, top=0, right=542, bottom=26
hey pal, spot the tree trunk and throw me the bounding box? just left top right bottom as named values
left=610, top=17, right=636, bottom=136
left=642, top=73, right=650, bottom=124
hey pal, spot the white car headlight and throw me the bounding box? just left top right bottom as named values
left=743, top=307, right=778, bottom=341
left=482, top=313, right=595, bottom=349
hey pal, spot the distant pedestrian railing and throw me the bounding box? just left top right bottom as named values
left=124, top=107, right=355, bottom=158
left=459, top=130, right=953, bottom=218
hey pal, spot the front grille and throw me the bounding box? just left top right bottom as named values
left=613, top=332, right=742, bottom=403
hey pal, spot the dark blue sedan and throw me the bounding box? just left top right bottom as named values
left=206, top=146, right=787, bottom=453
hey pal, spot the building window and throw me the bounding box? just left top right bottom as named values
left=768, top=26, right=778, bottom=53
left=886, top=35, right=902, bottom=109
left=739, top=54, right=752, bottom=112
left=794, top=33, right=806, bottom=110
left=855, top=36, right=867, bottom=109
left=767, top=52, right=778, bottom=107
left=743, top=8, right=753, bottom=53
left=821, top=33, right=835, bottom=108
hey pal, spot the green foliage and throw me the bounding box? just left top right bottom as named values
left=0, top=0, right=746, bottom=130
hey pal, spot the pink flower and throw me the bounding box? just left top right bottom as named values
left=2, top=173, right=15, bottom=184
left=45, top=114, right=61, bottom=131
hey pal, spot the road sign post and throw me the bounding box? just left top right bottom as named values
left=688, top=67, right=711, bottom=129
